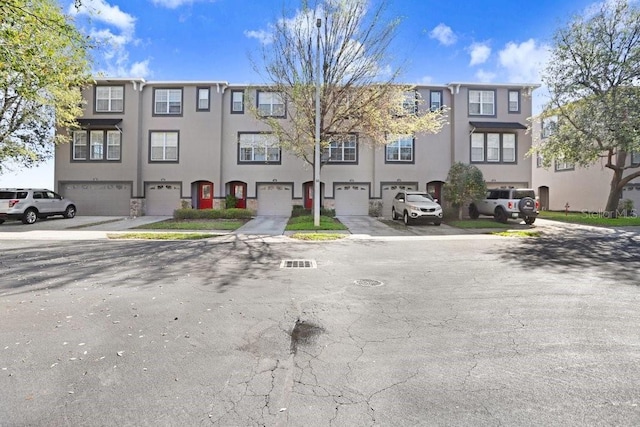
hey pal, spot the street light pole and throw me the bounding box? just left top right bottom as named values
left=314, top=18, right=322, bottom=227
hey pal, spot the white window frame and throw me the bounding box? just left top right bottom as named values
left=72, top=131, right=87, bottom=160
left=430, top=90, right=443, bottom=111
left=469, top=89, right=495, bottom=116
left=197, top=87, right=210, bottom=111
left=401, top=91, right=417, bottom=115
left=326, top=134, right=357, bottom=163
left=471, top=132, right=517, bottom=163
left=632, top=151, right=640, bottom=165
left=257, top=91, right=285, bottom=117
left=471, top=133, right=485, bottom=162
left=502, top=134, right=516, bottom=162
left=154, top=88, right=182, bottom=115
left=231, top=90, right=244, bottom=113
left=486, top=133, right=500, bottom=162
left=555, top=159, right=575, bottom=171
left=386, top=135, right=414, bottom=162
left=90, top=130, right=104, bottom=160
left=95, top=86, right=124, bottom=112
left=238, top=133, right=280, bottom=163
left=107, top=131, right=121, bottom=160
left=508, top=90, right=520, bottom=113
left=150, top=131, right=179, bottom=162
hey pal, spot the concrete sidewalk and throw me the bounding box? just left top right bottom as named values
left=232, top=215, right=289, bottom=236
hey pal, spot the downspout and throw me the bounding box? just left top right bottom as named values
left=217, top=83, right=228, bottom=208
left=447, top=84, right=460, bottom=166
left=134, top=80, right=146, bottom=212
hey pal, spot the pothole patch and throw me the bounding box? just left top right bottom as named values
left=290, top=319, right=324, bottom=354
left=354, top=279, right=384, bottom=287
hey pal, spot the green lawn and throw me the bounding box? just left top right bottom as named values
left=539, top=210, right=640, bottom=227
left=108, top=232, right=216, bottom=240
left=134, top=219, right=247, bottom=230
left=446, top=219, right=512, bottom=229
left=285, top=215, right=348, bottom=231
left=290, top=232, right=347, bottom=241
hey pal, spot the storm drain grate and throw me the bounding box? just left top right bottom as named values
left=280, top=259, right=317, bottom=269
left=354, top=279, right=384, bottom=287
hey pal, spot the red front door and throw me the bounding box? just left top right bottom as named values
left=198, top=182, right=213, bottom=209
left=232, top=183, right=246, bottom=209
left=304, top=183, right=313, bottom=210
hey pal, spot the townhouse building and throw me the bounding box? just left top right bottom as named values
left=531, top=119, right=640, bottom=212
left=54, top=78, right=539, bottom=217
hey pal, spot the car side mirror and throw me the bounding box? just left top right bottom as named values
left=434, top=198, right=439, bottom=203
left=398, top=198, right=404, bottom=203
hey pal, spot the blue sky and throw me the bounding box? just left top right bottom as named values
left=0, top=0, right=599, bottom=188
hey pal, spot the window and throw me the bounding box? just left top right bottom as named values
left=536, top=152, right=544, bottom=168
left=469, top=89, right=495, bottom=116
left=90, top=131, right=104, bottom=160
left=632, top=152, right=640, bottom=165
left=154, top=88, right=182, bottom=115
left=72, top=131, right=87, bottom=160
left=238, top=133, right=280, bottom=163
left=541, top=116, right=557, bottom=138
left=325, top=134, right=357, bottom=163
left=470, top=132, right=517, bottom=163
left=401, top=91, right=417, bottom=115
left=555, top=159, right=575, bottom=171
left=95, top=86, right=124, bottom=112
left=72, top=130, right=121, bottom=162
left=430, top=90, right=443, bottom=111
left=150, top=131, right=179, bottom=162
left=197, top=87, right=210, bottom=111
left=386, top=135, right=414, bottom=162
left=508, top=90, right=520, bottom=113
left=257, top=91, right=285, bottom=117
left=231, top=90, right=244, bottom=113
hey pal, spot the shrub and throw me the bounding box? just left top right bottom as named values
left=225, top=194, right=238, bottom=209
left=174, top=208, right=254, bottom=220
left=291, top=205, right=336, bottom=218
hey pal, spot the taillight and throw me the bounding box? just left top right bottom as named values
left=8, top=199, right=19, bottom=208
left=535, top=200, right=539, bottom=209
left=507, top=201, right=513, bottom=209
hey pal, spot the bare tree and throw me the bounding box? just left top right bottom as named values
left=536, top=0, right=640, bottom=215
left=250, top=0, right=446, bottom=173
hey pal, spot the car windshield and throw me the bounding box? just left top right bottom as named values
left=406, top=193, right=433, bottom=202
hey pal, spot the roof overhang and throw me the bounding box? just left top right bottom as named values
left=469, top=121, right=527, bottom=130
left=77, top=118, right=123, bottom=129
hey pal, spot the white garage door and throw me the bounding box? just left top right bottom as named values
left=62, top=182, right=131, bottom=216
left=146, top=183, right=181, bottom=216
left=257, top=184, right=293, bottom=216
left=381, top=183, right=418, bottom=218
left=334, top=184, right=370, bottom=216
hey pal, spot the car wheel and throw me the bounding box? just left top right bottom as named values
left=64, top=205, right=77, bottom=219
left=494, top=207, right=508, bottom=224
left=22, top=208, right=38, bottom=224
left=0, top=219, right=5, bottom=224
left=391, top=208, right=398, bottom=220
left=524, top=217, right=536, bottom=225
left=433, top=221, right=441, bottom=226
left=403, top=211, right=411, bottom=226
left=469, top=204, right=480, bottom=219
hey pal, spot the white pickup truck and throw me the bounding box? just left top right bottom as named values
left=469, top=188, right=538, bottom=225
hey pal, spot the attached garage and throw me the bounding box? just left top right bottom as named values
left=381, top=183, right=418, bottom=218
left=145, top=183, right=181, bottom=215
left=334, top=184, right=370, bottom=216
left=61, top=182, right=131, bottom=216
left=257, top=184, right=293, bottom=216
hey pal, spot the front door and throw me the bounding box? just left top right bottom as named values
left=232, top=182, right=246, bottom=209
left=304, top=182, right=313, bottom=210
left=198, top=182, right=213, bottom=209
left=427, top=181, right=443, bottom=203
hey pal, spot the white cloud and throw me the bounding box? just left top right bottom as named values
left=68, top=0, right=152, bottom=78
left=475, top=69, right=496, bottom=82
left=468, top=42, right=491, bottom=66
left=429, top=23, right=457, bottom=46
left=244, top=29, right=274, bottom=45
left=498, top=38, right=550, bottom=83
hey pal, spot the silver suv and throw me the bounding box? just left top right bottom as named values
left=469, top=188, right=538, bottom=225
left=0, top=188, right=77, bottom=224
left=391, top=190, right=443, bottom=226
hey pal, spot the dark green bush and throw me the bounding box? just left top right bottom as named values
left=225, top=194, right=238, bottom=209
left=174, top=208, right=254, bottom=220
left=291, top=205, right=335, bottom=218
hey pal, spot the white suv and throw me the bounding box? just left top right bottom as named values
left=391, top=190, right=443, bottom=226
left=469, top=188, right=538, bottom=225
left=0, top=189, right=77, bottom=224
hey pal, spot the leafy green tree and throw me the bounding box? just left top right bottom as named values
left=0, top=0, right=92, bottom=173
left=250, top=0, right=447, bottom=220
left=535, top=0, right=640, bottom=215
left=443, top=162, right=486, bottom=220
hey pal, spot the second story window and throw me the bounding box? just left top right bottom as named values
left=555, top=159, right=575, bottom=171
left=150, top=131, right=179, bottom=162
left=541, top=116, right=557, bottom=138
left=325, top=134, right=357, bottom=163
left=95, top=86, right=124, bottom=113
left=231, top=90, right=244, bottom=113
left=508, top=90, right=520, bottom=113
left=257, top=91, right=285, bottom=117
left=197, top=87, right=210, bottom=111
left=401, top=91, right=417, bottom=115
left=471, top=132, right=517, bottom=163
left=386, top=135, right=414, bottom=162
left=154, top=88, right=182, bottom=115
left=430, top=90, right=443, bottom=111
left=238, top=133, right=280, bottom=163
left=632, top=151, right=640, bottom=165
left=73, top=130, right=121, bottom=161
left=469, top=89, right=495, bottom=116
